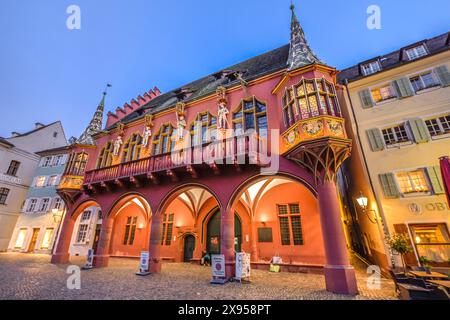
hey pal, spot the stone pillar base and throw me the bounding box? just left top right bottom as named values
left=149, top=259, right=162, bottom=274
left=93, top=255, right=109, bottom=268
left=51, top=253, right=70, bottom=264
left=324, top=265, right=359, bottom=295
left=225, top=262, right=235, bottom=280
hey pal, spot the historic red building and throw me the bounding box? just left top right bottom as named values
left=52, top=6, right=358, bottom=295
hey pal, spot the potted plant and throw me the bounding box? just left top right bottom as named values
left=387, top=233, right=413, bottom=273
left=419, top=256, right=432, bottom=274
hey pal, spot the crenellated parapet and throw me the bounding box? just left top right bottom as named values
left=106, top=87, right=161, bottom=128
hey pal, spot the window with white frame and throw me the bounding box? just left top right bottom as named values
left=38, top=198, right=50, bottom=212
left=53, top=197, right=64, bottom=211
left=81, top=210, right=91, bottom=222
left=405, top=45, right=428, bottom=61
left=42, top=157, right=52, bottom=167
left=395, top=169, right=430, bottom=195
left=26, top=199, right=38, bottom=212
left=371, top=84, right=397, bottom=103
left=47, top=175, right=59, bottom=186
left=381, top=124, right=411, bottom=146
left=361, top=61, right=381, bottom=76
left=52, top=155, right=64, bottom=166
left=425, top=114, right=450, bottom=138
left=409, top=71, right=440, bottom=92
left=35, top=176, right=47, bottom=187
left=76, top=224, right=89, bottom=244
left=40, top=228, right=54, bottom=249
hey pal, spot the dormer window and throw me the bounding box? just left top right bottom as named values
left=361, top=61, right=381, bottom=76
left=405, top=45, right=428, bottom=61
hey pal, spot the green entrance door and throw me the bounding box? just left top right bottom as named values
left=183, top=235, right=195, bottom=262
left=206, top=210, right=242, bottom=254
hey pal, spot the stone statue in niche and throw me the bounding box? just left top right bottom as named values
left=113, top=135, right=123, bottom=157
left=216, top=86, right=229, bottom=130
left=175, top=102, right=187, bottom=141
left=142, top=114, right=154, bottom=148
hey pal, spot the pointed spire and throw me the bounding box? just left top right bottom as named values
left=76, top=84, right=111, bottom=145
left=287, top=3, right=322, bottom=70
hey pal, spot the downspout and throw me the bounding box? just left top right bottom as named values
left=343, top=79, right=394, bottom=268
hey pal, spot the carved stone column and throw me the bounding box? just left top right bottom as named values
left=93, top=217, right=114, bottom=268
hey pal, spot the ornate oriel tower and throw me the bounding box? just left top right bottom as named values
left=275, top=4, right=358, bottom=295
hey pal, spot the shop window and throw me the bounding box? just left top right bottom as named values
left=152, top=124, right=175, bottom=155
left=371, top=84, right=397, bottom=103
left=161, top=213, right=174, bottom=246
left=190, top=112, right=217, bottom=146
left=395, top=169, right=430, bottom=195
left=97, top=143, right=114, bottom=169
left=122, top=134, right=142, bottom=162
left=410, top=224, right=450, bottom=265
left=381, top=124, right=411, bottom=146
left=425, top=114, right=450, bottom=138
left=257, top=227, right=273, bottom=243
left=233, top=97, right=267, bottom=138
left=277, top=204, right=303, bottom=246
left=123, top=216, right=138, bottom=245
left=41, top=228, right=54, bottom=249
left=15, top=229, right=27, bottom=248
left=0, top=188, right=9, bottom=205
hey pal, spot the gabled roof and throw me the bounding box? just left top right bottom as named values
left=7, top=121, right=61, bottom=139
left=35, top=145, right=72, bottom=156
left=338, top=31, right=450, bottom=84
left=106, top=44, right=291, bottom=130
left=0, top=137, right=14, bottom=148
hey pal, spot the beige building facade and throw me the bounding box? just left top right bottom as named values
left=338, top=32, right=450, bottom=270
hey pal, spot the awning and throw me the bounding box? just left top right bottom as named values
left=440, top=156, right=450, bottom=207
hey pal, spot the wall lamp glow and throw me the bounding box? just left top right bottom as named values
left=355, top=192, right=378, bottom=224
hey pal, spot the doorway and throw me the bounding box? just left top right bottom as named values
left=28, top=228, right=40, bottom=252
left=183, top=234, right=196, bottom=262
left=206, top=210, right=242, bottom=254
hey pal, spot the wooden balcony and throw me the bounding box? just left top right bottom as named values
left=280, top=115, right=348, bottom=155
left=84, top=134, right=268, bottom=188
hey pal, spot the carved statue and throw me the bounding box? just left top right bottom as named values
left=175, top=102, right=187, bottom=141
left=142, top=126, right=152, bottom=148
left=216, top=86, right=229, bottom=130
left=113, top=135, right=123, bottom=156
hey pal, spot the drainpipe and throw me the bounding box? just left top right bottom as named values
left=343, top=79, right=394, bottom=269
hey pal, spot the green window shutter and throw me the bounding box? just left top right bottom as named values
left=358, top=89, right=375, bottom=109
left=379, top=173, right=400, bottom=199
left=366, top=128, right=385, bottom=151
left=434, top=65, right=450, bottom=87
left=408, top=119, right=430, bottom=143
left=426, top=166, right=444, bottom=194
left=393, top=78, right=414, bottom=98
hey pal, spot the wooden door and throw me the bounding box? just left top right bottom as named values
left=28, top=229, right=40, bottom=252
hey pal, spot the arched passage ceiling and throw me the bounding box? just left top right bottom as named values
left=113, top=196, right=151, bottom=220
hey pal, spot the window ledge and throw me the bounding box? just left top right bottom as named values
left=385, top=141, right=414, bottom=149
left=415, top=86, right=441, bottom=95
left=400, top=192, right=431, bottom=198
left=431, top=133, right=450, bottom=141
left=375, top=97, right=398, bottom=106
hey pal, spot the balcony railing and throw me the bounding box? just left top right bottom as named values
left=281, top=115, right=348, bottom=154
left=84, top=134, right=268, bottom=185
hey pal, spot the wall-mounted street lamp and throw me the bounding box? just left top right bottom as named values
left=355, top=192, right=378, bottom=224
left=52, top=208, right=63, bottom=223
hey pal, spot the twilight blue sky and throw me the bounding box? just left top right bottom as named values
left=0, top=0, right=449, bottom=139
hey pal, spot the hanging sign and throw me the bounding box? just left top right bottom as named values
left=235, top=252, right=251, bottom=281
left=82, top=249, right=94, bottom=270
left=136, top=251, right=151, bottom=276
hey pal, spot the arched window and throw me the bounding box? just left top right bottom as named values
left=232, top=97, right=267, bottom=138
left=190, top=112, right=217, bottom=146
left=97, top=142, right=114, bottom=168
left=66, top=152, right=89, bottom=175
left=282, top=78, right=340, bottom=127
left=152, top=124, right=175, bottom=155
left=122, top=133, right=142, bottom=162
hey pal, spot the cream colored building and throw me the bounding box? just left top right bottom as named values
left=338, top=32, right=450, bottom=270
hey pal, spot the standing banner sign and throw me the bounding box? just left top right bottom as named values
left=82, top=249, right=94, bottom=270
left=210, top=254, right=226, bottom=284
left=235, top=252, right=251, bottom=282
left=136, top=251, right=150, bottom=276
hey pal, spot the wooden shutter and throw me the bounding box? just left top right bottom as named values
left=434, top=65, right=450, bottom=87
left=393, top=224, right=418, bottom=267
left=393, top=78, right=414, bottom=98
left=366, top=128, right=385, bottom=151
left=408, top=119, right=430, bottom=143
left=379, top=173, right=400, bottom=198
left=426, top=166, right=445, bottom=194
left=358, top=89, right=374, bottom=109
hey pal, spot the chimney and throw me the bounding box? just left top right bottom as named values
left=11, top=132, right=21, bottom=137
left=35, top=122, right=45, bottom=129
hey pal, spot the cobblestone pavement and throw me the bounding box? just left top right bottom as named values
left=0, top=253, right=397, bottom=300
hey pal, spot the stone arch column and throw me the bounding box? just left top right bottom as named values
left=93, top=217, right=114, bottom=268
left=51, top=206, right=76, bottom=264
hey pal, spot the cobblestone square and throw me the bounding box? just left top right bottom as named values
left=0, top=253, right=397, bottom=300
